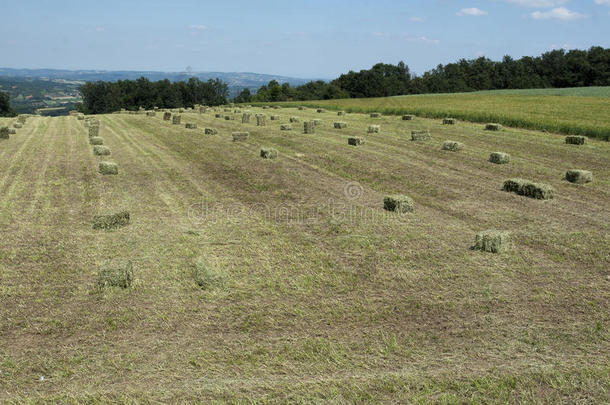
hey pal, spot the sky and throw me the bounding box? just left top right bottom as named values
left=1, top=0, right=608, bottom=79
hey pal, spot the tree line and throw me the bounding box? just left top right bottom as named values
left=237, top=46, right=609, bottom=102
left=78, top=77, right=228, bottom=114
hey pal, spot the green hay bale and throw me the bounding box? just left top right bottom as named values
left=185, top=123, right=197, bottom=129
left=313, top=119, right=322, bottom=126
left=443, top=118, right=456, bottom=125
left=298, top=106, right=306, bottom=110
left=93, top=145, right=111, bottom=156
left=260, top=147, right=278, bottom=159
left=485, top=123, right=502, bottom=131
left=88, top=126, right=100, bottom=137
left=474, top=230, right=510, bottom=253
left=337, top=111, right=345, bottom=116
left=367, top=125, right=380, bottom=133
left=334, top=121, right=347, bottom=129
left=92, top=211, right=130, bottom=230
left=97, top=261, right=133, bottom=289
left=411, top=130, right=430, bottom=141
left=489, top=152, right=510, bottom=164
left=383, top=195, right=414, bottom=213
left=565, top=136, right=587, bottom=145
left=316, top=108, right=325, bottom=113
left=256, top=114, right=266, bottom=126
left=402, top=115, right=414, bottom=120
left=232, top=132, right=249, bottom=142
left=0, top=127, right=9, bottom=139
left=163, top=112, right=172, bottom=121
left=370, top=112, right=381, bottom=118
left=348, top=137, right=365, bottom=146
left=304, top=121, right=316, bottom=134
left=242, top=113, right=252, bottom=123
left=89, top=136, right=104, bottom=145
left=270, top=115, right=280, bottom=121
left=172, top=115, right=182, bottom=125
left=99, top=161, right=119, bottom=175
left=565, top=169, right=592, bottom=184
left=193, top=259, right=225, bottom=289
left=289, top=116, right=300, bottom=123
left=204, top=128, right=218, bottom=135
left=441, top=141, right=463, bottom=151
left=502, top=178, right=554, bottom=200
left=13, top=123, right=22, bottom=129
left=280, top=124, right=292, bottom=131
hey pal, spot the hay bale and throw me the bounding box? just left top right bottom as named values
left=93, top=145, right=111, bottom=156
left=316, top=108, right=325, bottom=113
left=262, top=106, right=270, bottom=110
left=0, top=127, right=9, bottom=139
left=334, top=122, right=347, bottom=129
left=234, top=109, right=241, bottom=113
left=313, top=119, right=322, bottom=126
left=204, top=128, right=218, bottom=135
left=172, top=115, right=182, bottom=125
left=289, top=116, right=300, bottom=123
left=411, top=130, right=430, bottom=141
left=97, top=261, right=133, bottom=289
left=370, top=112, right=381, bottom=118
left=224, top=108, right=232, bottom=112
left=348, top=137, right=365, bottom=146
left=232, top=132, right=249, bottom=142
left=441, top=141, right=463, bottom=151
left=256, top=114, right=266, bottom=126
left=565, top=169, right=592, bottom=184
left=489, top=152, right=510, bottom=164
left=280, top=124, right=292, bottom=131
left=298, top=106, right=306, bottom=110
left=179, top=108, right=185, bottom=113
left=383, top=195, right=414, bottom=213
left=13, top=123, right=22, bottom=129
left=77, top=115, right=85, bottom=120
left=163, top=112, right=172, bottom=121
left=8, top=128, right=16, bottom=135
left=304, top=121, right=315, bottom=134
left=146, top=111, right=156, bottom=117
left=99, top=161, right=119, bottom=175
left=260, top=147, right=278, bottom=159
left=88, top=126, right=100, bottom=138
left=224, top=115, right=235, bottom=121
left=443, top=118, right=456, bottom=125
left=17, top=115, right=27, bottom=124
left=402, top=115, right=414, bottom=120
left=92, top=211, right=130, bottom=230
left=368, top=125, right=380, bottom=134
left=215, top=113, right=223, bottom=118
left=337, top=111, right=345, bottom=116
left=242, top=113, right=252, bottom=123
left=502, top=178, right=554, bottom=200
left=270, top=115, right=280, bottom=121
left=273, top=105, right=281, bottom=109
left=565, top=136, right=587, bottom=145
left=474, top=230, right=510, bottom=253
left=485, top=123, right=502, bottom=131
left=89, top=136, right=104, bottom=145
left=185, top=123, right=197, bottom=129
left=193, top=259, right=224, bottom=289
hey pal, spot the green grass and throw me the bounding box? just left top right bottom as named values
left=257, top=87, right=610, bottom=140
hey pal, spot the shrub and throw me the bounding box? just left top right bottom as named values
left=334, top=122, right=347, bottom=129
left=411, top=130, right=430, bottom=141
left=348, top=137, right=365, bottom=146
left=565, top=169, right=592, bottom=184
left=92, top=211, right=130, bottom=230
left=443, top=118, right=456, bottom=125
left=193, top=259, right=225, bottom=289
left=368, top=125, right=380, bottom=133
left=485, top=123, right=502, bottom=131
left=565, top=136, right=587, bottom=145
left=280, top=124, right=292, bottom=131
left=232, top=132, right=249, bottom=141
left=441, top=141, right=463, bottom=151
left=489, top=152, right=510, bottom=164
left=99, top=161, right=119, bottom=175
left=89, top=136, right=104, bottom=145
left=204, top=128, right=218, bottom=135
left=304, top=121, right=315, bottom=134
left=93, top=145, right=111, bottom=156
left=502, top=178, right=554, bottom=200
left=383, top=195, right=414, bottom=213
left=260, top=148, right=278, bottom=159
left=97, top=261, right=133, bottom=289
left=474, top=230, right=510, bottom=253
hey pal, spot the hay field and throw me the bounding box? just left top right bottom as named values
left=0, top=109, right=609, bottom=402
left=267, top=88, right=610, bottom=140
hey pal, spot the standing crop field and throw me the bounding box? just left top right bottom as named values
left=0, top=108, right=609, bottom=402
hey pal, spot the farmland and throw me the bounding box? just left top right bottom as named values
left=0, top=107, right=609, bottom=402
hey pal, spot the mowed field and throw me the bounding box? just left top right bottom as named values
left=271, top=87, right=610, bottom=141
left=0, top=108, right=609, bottom=402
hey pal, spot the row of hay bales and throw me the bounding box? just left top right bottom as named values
left=0, top=114, right=31, bottom=139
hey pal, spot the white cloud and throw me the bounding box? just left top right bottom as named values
left=594, top=0, right=610, bottom=5
left=188, top=25, right=208, bottom=31
left=505, top=0, right=568, bottom=7
left=456, top=8, right=488, bottom=16
left=409, top=16, right=425, bottom=22
left=531, top=7, right=588, bottom=20
left=403, top=34, right=440, bottom=44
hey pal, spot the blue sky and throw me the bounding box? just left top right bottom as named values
left=1, top=0, right=608, bottom=78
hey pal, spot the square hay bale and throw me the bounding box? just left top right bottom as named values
left=92, top=211, right=130, bottom=230
left=97, top=261, right=133, bottom=289
left=179, top=108, right=185, bottom=113
left=234, top=109, right=241, bottom=113
left=89, top=136, right=104, bottom=145
left=93, top=145, right=111, bottom=156
left=99, top=161, right=119, bottom=175
left=17, top=115, right=27, bottom=124
left=215, top=113, right=223, bottom=118
left=146, top=111, right=156, bottom=117
left=402, top=115, right=414, bottom=120
left=13, top=123, right=22, bottom=129
left=199, top=107, right=206, bottom=114
left=0, top=127, right=9, bottom=139
left=337, top=111, right=345, bottom=116
left=441, top=141, right=463, bottom=151
left=368, top=125, right=380, bottom=133
left=565, top=169, right=592, bottom=184
left=443, top=118, right=456, bottom=125
left=270, top=115, right=280, bottom=121
left=502, top=178, right=554, bottom=200
left=298, top=106, right=306, bottom=110
left=224, top=115, right=235, bottom=121
left=280, top=124, right=292, bottom=131
left=289, top=116, right=300, bottom=123
left=474, top=230, right=510, bottom=253
left=193, top=259, right=225, bottom=289
left=273, top=105, right=281, bottom=109
left=163, top=112, right=172, bottom=121
left=411, top=130, right=430, bottom=141
left=370, top=112, right=381, bottom=118
left=185, top=123, right=197, bottom=129
left=242, top=113, right=252, bottom=123
left=485, top=123, right=502, bottom=131
left=88, top=126, right=100, bottom=138
left=8, top=128, right=16, bottom=134
left=334, top=121, right=347, bottom=129
left=316, top=108, right=325, bottom=113
left=313, top=119, right=322, bottom=126
left=262, top=106, right=269, bottom=109
left=260, top=147, right=278, bottom=159
left=489, top=152, right=510, bottom=164
left=172, top=115, right=182, bottom=125
left=383, top=195, right=414, bottom=213
left=565, top=136, right=587, bottom=145
left=224, top=108, right=232, bottom=112
left=348, top=137, right=365, bottom=146
left=77, top=115, right=85, bottom=120
left=204, top=128, right=218, bottom=135
left=232, top=132, right=249, bottom=142
left=304, top=121, right=316, bottom=134
left=256, top=114, right=266, bottom=126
